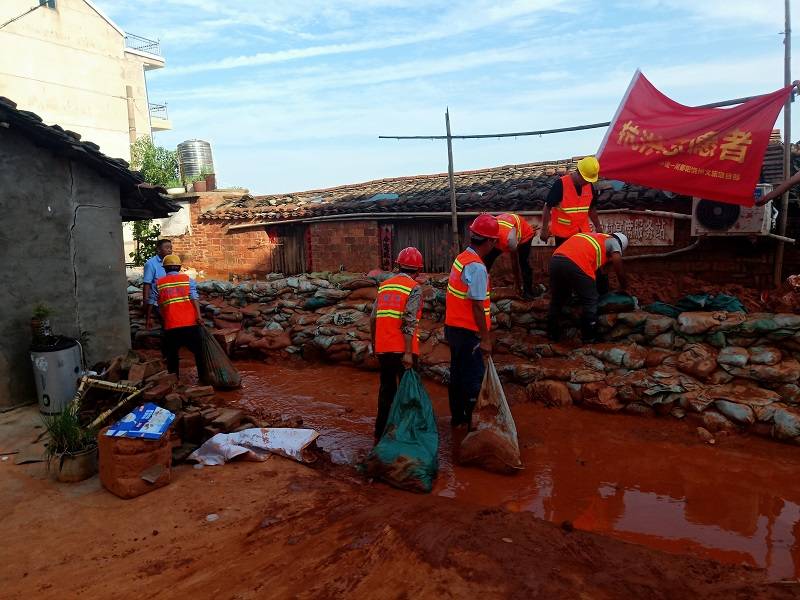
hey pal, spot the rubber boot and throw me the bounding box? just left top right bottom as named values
left=546, top=318, right=561, bottom=342
left=580, top=318, right=599, bottom=343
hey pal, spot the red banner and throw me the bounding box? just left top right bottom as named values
left=597, top=71, right=792, bottom=206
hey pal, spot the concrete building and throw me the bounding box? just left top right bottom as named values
left=0, top=0, right=171, bottom=163
left=0, top=97, right=178, bottom=408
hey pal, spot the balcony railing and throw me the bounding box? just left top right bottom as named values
left=125, top=33, right=161, bottom=56
left=149, top=103, right=169, bottom=120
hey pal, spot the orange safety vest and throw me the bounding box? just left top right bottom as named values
left=374, top=275, right=422, bottom=354
left=445, top=250, right=491, bottom=332
left=156, top=273, right=197, bottom=330
left=550, top=174, right=594, bottom=238
left=496, top=213, right=536, bottom=252
left=553, top=232, right=610, bottom=280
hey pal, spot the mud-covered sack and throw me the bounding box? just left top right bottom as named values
left=459, top=358, right=523, bottom=474
left=598, top=293, right=637, bottom=314
left=363, top=370, right=439, bottom=493
left=199, top=326, right=241, bottom=389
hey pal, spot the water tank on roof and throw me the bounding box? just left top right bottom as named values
left=177, top=139, right=214, bottom=179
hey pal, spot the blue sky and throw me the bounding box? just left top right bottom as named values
left=98, top=0, right=796, bottom=194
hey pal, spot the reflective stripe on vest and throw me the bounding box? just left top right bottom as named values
left=550, top=174, right=593, bottom=238
left=496, top=212, right=535, bottom=252
left=156, top=273, right=197, bottom=330
left=553, top=232, right=610, bottom=280
left=374, top=275, right=421, bottom=354
left=445, top=250, right=491, bottom=332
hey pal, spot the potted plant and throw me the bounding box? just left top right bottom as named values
left=43, top=409, right=98, bottom=483
left=191, top=174, right=207, bottom=193
left=165, top=178, right=185, bottom=195
left=201, top=167, right=216, bottom=191
left=31, top=303, right=53, bottom=344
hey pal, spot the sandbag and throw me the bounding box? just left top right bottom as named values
left=199, top=326, right=242, bottom=389
left=459, top=358, right=523, bottom=474
left=363, top=370, right=439, bottom=493
left=598, top=293, right=636, bottom=314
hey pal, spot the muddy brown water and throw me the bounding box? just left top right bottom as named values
left=213, top=360, right=800, bottom=581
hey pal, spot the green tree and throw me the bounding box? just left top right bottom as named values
left=129, top=220, right=161, bottom=267
left=130, top=137, right=180, bottom=188
left=128, top=137, right=176, bottom=266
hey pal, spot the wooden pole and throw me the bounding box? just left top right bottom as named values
left=445, top=108, right=460, bottom=257
left=774, top=0, right=792, bottom=287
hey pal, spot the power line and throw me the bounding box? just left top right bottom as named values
left=0, top=3, right=44, bottom=31
left=378, top=95, right=759, bottom=141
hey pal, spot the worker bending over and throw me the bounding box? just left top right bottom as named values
left=547, top=232, right=628, bottom=343
left=540, top=156, right=602, bottom=247
left=370, top=247, right=424, bottom=442
left=484, top=212, right=538, bottom=298
left=445, top=214, right=497, bottom=427
left=146, top=254, right=206, bottom=379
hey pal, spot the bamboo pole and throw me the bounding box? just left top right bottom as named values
left=445, top=108, right=459, bottom=257
left=774, top=0, right=792, bottom=287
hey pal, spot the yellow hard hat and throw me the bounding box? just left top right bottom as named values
left=163, top=254, right=182, bottom=267
left=577, top=156, right=600, bottom=183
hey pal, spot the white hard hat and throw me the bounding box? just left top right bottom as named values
left=612, top=232, right=628, bottom=252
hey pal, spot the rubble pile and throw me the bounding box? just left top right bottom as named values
left=87, top=351, right=289, bottom=464
left=128, top=273, right=800, bottom=446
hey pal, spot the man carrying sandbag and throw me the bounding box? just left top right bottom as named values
left=146, top=254, right=206, bottom=379
left=370, top=247, right=424, bottom=443
left=445, top=214, right=498, bottom=428
left=546, top=232, right=628, bottom=343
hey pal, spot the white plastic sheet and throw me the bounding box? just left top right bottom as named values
left=189, top=428, right=319, bottom=466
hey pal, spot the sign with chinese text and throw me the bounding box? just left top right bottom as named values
left=524, top=213, right=674, bottom=247
left=379, top=224, right=393, bottom=271
left=598, top=70, right=792, bottom=207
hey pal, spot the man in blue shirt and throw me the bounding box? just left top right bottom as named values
left=142, top=239, right=172, bottom=313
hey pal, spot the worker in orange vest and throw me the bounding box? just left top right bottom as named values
left=547, top=232, right=628, bottom=343
left=369, top=247, right=424, bottom=442
left=540, top=156, right=603, bottom=247
left=445, top=214, right=497, bottom=427
left=145, top=254, right=206, bottom=379
left=484, top=212, right=538, bottom=298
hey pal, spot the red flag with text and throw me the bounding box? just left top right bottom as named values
left=597, top=71, right=792, bottom=206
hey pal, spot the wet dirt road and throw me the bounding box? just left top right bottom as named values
left=219, top=360, right=800, bottom=581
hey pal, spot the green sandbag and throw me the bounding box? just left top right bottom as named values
left=198, top=326, right=241, bottom=389
left=646, top=293, right=746, bottom=317
left=598, top=293, right=636, bottom=314
left=303, top=296, right=332, bottom=310
left=362, top=370, right=439, bottom=493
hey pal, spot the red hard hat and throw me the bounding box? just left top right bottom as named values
left=469, top=214, right=500, bottom=239
left=396, top=246, right=423, bottom=269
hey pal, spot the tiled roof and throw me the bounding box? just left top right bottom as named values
left=204, top=134, right=786, bottom=224
left=0, top=97, right=179, bottom=220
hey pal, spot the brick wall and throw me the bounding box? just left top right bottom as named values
left=170, top=193, right=281, bottom=278
left=308, top=221, right=380, bottom=273
left=164, top=191, right=800, bottom=287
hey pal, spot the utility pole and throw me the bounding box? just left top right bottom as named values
left=774, top=0, right=792, bottom=287
left=445, top=108, right=459, bottom=257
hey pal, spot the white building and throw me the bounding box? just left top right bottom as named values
left=0, top=0, right=171, bottom=162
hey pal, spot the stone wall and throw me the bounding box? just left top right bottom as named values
left=128, top=272, right=800, bottom=446
left=0, top=128, right=131, bottom=407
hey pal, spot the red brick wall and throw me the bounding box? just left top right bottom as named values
left=166, top=192, right=800, bottom=287
left=308, top=221, right=380, bottom=273
left=170, top=193, right=280, bottom=278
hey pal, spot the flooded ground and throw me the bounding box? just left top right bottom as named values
left=219, top=360, right=800, bottom=581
